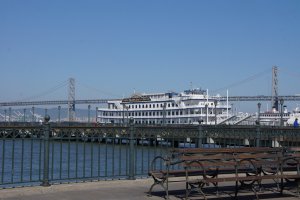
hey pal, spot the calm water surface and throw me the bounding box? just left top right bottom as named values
left=0, top=138, right=170, bottom=186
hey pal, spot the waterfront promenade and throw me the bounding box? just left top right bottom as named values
left=1, top=124, right=300, bottom=199
left=0, top=178, right=298, bottom=200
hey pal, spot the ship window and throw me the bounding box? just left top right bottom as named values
left=168, top=112, right=170, bottom=115
left=149, top=104, right=151, bottom=108
left=172, top=111, right=174, bottom=115
left=153, top=112, right=155, bottom=116
left=161, top=104, right=163, bottom=107
left=142, top=105, right=144, bottom=108
left=172, top=103, right=174, bottom=107
left=153, top=104, right=155, bottom=108
left=146, top=105, right=148, bottom=108
left=176, top=111, right=178, bottom=115
left=146, top=112, right=148, bottom=116
left=149, top=112, right=152, bottom=116
left=168, top=103, right=170, bottom=107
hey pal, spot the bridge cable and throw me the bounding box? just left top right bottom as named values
left=211, top=67, right=272, bottom=94
left=77, top=81, right=122, bottom=98
left=16, top=80, right=68, bottom=102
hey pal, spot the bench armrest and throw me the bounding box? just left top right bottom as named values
left=281, top=156, right=300, bottom=173
left=150, top=156, right=170, bottom=172
left=185, top=160, right=207, bottom=178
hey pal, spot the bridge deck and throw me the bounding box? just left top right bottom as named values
left=1, top=95, right=300, bottom=107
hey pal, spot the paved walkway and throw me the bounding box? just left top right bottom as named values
left=0, top=178, right=299, bottom=200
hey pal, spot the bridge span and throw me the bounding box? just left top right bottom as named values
left=0, top=95, right=300, bottom=107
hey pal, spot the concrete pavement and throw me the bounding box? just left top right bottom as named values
left=0, top=178, right=299, bottom=200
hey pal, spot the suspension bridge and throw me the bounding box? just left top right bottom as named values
left=0, top=66, right=299, bottom=122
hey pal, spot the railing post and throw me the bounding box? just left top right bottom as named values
left=280, top=99, right=284, bottom=126
left=95, top=107, right=98, bottom=123
left=41, top=115, right=51, bottom=186
left=128, top=118, right=135, bottom=180
left=256, top=122, right=261, bottom=147
left=197, top=120, right=204, bottom=148
left=88, top=105, right=91, bottom=123
left=58, top=106, right=61, bottom=123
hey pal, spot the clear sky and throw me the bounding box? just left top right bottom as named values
left=1, top=0, right=300, bottom=111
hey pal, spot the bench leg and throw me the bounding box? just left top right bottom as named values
left=280, top=177, right=284, bottom=195
left=185, top=181, right=189, bottom=200
left=251, top=184, right=259, bottom=200
left=234, top=181, right=238, bottom=200
left=148, top=177, right=168, bottom=198
left=186, top=181, right=206, bottom=200
left=297, top=179, right=300, bottom=197
left=148, top=182, right=156, bottom=196
left=236, top=180, right=261, bottom=200
left=210, top=181, right=219, bottom=196
left=274, top=177, right=280, bottom=191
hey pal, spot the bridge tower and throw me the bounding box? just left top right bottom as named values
left=271, top=66, right=279, bottom=111
left=68, top=78, right=75, bottom=121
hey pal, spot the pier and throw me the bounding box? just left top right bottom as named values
left=0, top=178, right=298, bottom=200
left=1, top=117, right=300, bottom=188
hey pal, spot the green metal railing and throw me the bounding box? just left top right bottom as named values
left=1, top=117, right=300, bottom=188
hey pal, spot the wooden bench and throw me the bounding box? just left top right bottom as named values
left=281, top=147, right=300, bottom=193
left=148, top=147, right=300, bottom=199
left=184, top=147, right=285, bottom=199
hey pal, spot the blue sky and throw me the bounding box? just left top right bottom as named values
left=0, top=0, right=300, bottom=111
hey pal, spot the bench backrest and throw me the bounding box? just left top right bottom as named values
left=170, top=147, right=284, bottom=171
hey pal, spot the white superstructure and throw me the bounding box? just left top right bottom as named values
left=97, top=89, right=232, bottom=125
left=241, top=106, right=300, bottom=126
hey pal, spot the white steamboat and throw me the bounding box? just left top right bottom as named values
left=97, top=89, right=232, bottom=125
